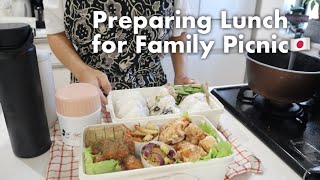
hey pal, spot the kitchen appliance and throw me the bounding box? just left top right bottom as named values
left=11, top=0, right=32, bottom=17
left=212, top=85, right=320, bottom=178
left=0, top=23, right=51, bottom=158
left=30, top=0, right=45, bottom=28
left=212, top=47, right=320, bottom=178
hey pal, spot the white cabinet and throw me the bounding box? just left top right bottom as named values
left=199, top=0, right=257, bottom=18
left=195, top=0, right=257, bottom=50
left=198, top=20, right=253, bottom=50
left=35, top=39, right=70, bottom=90
left=52, top=68, right=70, bottom=90
left=186, top=0, right=200, bottom=17
left=161, top=53, right=246, bottom=86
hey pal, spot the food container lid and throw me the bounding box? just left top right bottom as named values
left=56, top=83, right=101, bottom=117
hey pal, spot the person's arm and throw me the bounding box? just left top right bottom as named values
left=170, top=33, right=197, bottom=85
left=47, top=33, right=111, bottom=114
left=48, top=32, right=88, bottom=79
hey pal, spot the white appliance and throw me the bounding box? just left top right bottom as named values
left=11, top=0, right=32, bottom=17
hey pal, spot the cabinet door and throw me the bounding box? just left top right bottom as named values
left=199, top=0, right=257, bottom=18
left=161, top=53, right=246, bottom=86
left=53, top=68, right=71, bottom=90
left=198, top=20, right=253, bottom=50
left=186, top=0, right=200, bottom=17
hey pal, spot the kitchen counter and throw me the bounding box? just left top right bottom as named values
left=0, top=86, right=301, bottom=180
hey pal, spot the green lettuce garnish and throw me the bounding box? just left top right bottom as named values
left=201, top=148, right=218, bottom=161
left=199, top=123, right=233, bottom=160
left=199, top=122, right=219, bottom=140
left=215, top=141, right=233, bottom=158
left=84, top=148, right=122, bottom=175
left=181, top=112, right=190, bottom=118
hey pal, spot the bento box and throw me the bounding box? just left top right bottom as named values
left=106, top=86, right=224, bottom=125
left=79, top=115, right=234, bottom=180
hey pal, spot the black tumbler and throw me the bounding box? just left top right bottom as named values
left=0, top=23, right=52, bottom=158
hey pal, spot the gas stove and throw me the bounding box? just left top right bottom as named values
left=212, top=85, right=320, bottom=178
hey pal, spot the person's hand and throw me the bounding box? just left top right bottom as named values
left=174, top=75, right=199, bottom=85
left=77, top=68, right=111, bottom=115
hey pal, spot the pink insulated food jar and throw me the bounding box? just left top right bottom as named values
left=56, top=83, right=101, bottom=146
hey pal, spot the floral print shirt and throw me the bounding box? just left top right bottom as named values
left=64, top=0, right=175, bottom=90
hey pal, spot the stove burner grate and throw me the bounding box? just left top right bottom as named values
left=237, top=86, right=309, bottom=124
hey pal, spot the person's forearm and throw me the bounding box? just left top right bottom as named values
left=47, top=32, right=90, bottom=79
left=170, top=33, right=187, bottom=78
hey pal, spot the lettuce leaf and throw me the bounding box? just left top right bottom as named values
left=199, top=122, right=219, bottom=140
left=84, top=148, right=122, bottom=175
left=199, top=123, right=233, bottom=159
left=215, top=141, right=233, bottom=158
left=181, top=112, right=190, bottom=118
left=200, top=148, right=218, bottom=161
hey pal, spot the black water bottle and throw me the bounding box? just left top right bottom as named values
left=0, top=23, right=52, bottom=158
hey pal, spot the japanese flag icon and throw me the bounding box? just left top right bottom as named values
left=290, top=38, right=311, bottom=52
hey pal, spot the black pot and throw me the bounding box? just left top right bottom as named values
left=246, top=50, right=320, bottom=104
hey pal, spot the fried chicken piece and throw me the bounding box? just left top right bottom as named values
left=122, top=134, right=135, bottom=153
left=174, top=141, right=207, bottom=162
left=198, top=136, right=217, bottom=153
left=123, top=155, right=143, bottom=170
left=185, top=123, right=207, bottom=145
left=159, top=117, right=191, bottom=145
left=91, top=140, right=105, bottom=155
left=102, top=140, right=130, bottom=160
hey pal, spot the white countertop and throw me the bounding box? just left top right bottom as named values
left=0, top=87, right=301, bottom=180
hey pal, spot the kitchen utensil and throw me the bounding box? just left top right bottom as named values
left=55, top=83, right=101, bottom=147
left=288, top=28, right=305, bottom=70
left=246, top=50, right=320, bottom=104
left=37, top=50, right=57, bottom=128
left=0, top=23, right=51, bottom=158
left=11, top=0, right=32, bottom=17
